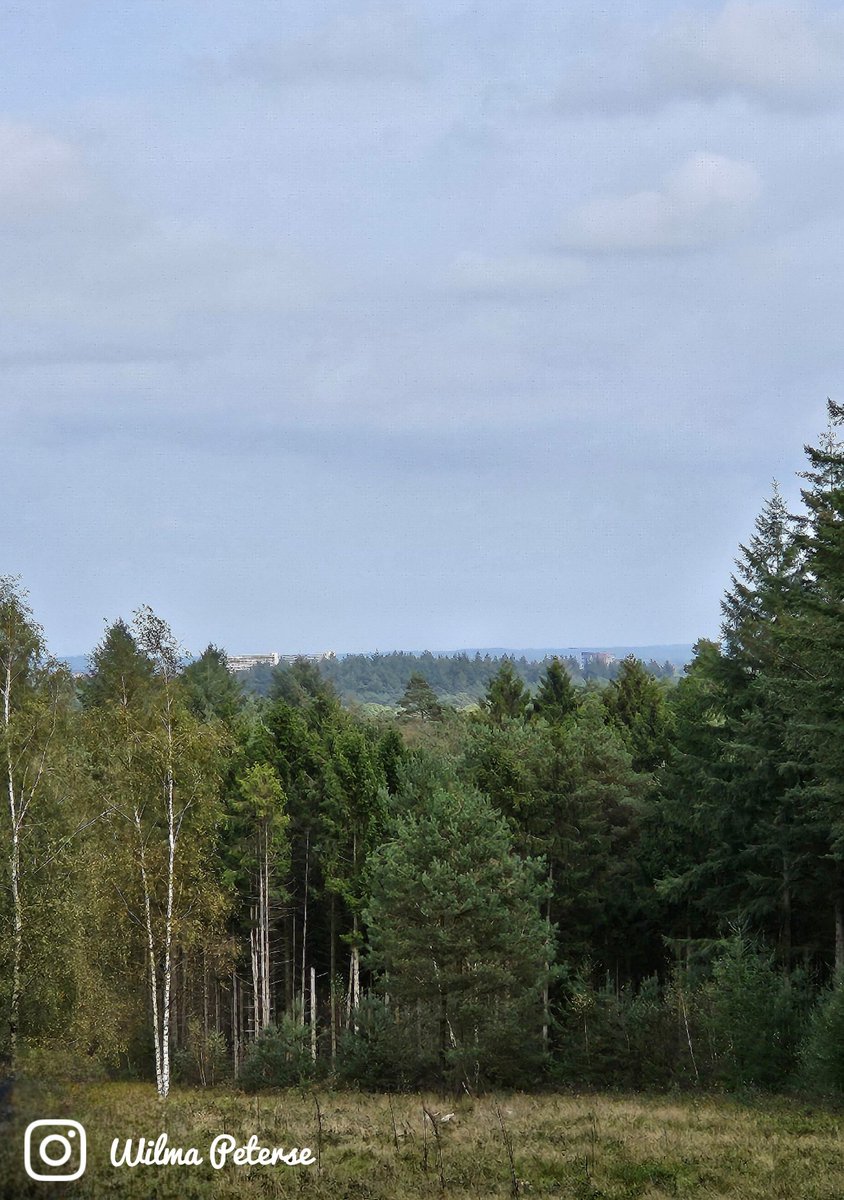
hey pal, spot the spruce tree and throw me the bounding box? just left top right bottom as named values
left=481, top=659, right=529, bottom=725
left=777, top=403, right=844, bottom=969
left=603, top=656, right=671, bottom=772
left=531, top=657, right=578, bottom=724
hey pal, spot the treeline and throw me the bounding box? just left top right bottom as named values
left=241, top=649, right=679, bottom=708
left=5, top=402, right=844, bottom=1098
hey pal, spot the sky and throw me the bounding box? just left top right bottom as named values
left=2, top=1, right=842, bottom=656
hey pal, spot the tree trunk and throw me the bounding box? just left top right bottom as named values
left=330, top=895, right=337, bottom=1063
left=263, top=829, right=271, bottom=1028
left=542, top=864, right=552, bottom=1055
left=160, top=766, right=176, bottom=1098
left=781, top=854, right=792, bottom=969
left=301, top=830, right=310, bottom=1025
left=250, top=909, right=260, bottom=1037
left=4, top=662, right=22, bottom=1065
left=310, top=966, right=317, bottom=1063
left=232, top=970, right=240, bottom=1078
left=135, top=807, right=164, bottom=1096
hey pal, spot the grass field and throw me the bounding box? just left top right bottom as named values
left=3, top=1082, right=844, bottom=1199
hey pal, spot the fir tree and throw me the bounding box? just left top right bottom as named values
left=531, top=657, right=578, bottom=724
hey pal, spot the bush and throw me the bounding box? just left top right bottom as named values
left=552, top=973, right=672, bottom=1089
left=16, top=1040, right=109, bottom=1084
left=799, top=979, right=844, bottom=1094
left=701, top=933, right=802, bottom=1090
left=173, top=1018, right=229, bottom=1086
left=238, top=1014, right=314, bottom=1091
left=336, top=996, right=438, bottom=1090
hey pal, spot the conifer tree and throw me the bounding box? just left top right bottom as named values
left=531, top=657, right=578, bottom=724
left=398, top=673, right=443, bottom=721
left=481, top=659, right=529, bottom=725
left=776, top=403, right=844, bottom=969
left=366, top=784, right=550, bottom=1084
left=182, top=644, right=243, bottom=723
left=603, top=657, right=671, bottom=772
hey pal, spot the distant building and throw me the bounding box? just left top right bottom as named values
left=226, top=652, right=279, bottom=673
left=226, top=650, right=336, bottom=674
left=581, top=651, right=615, bottom=669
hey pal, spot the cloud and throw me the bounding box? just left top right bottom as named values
left=0, top=117, right=324, bottom=370
left=224, top=5, right=433, bottom=86
left=554, top=2, right=844, bottom=114
left=559, top=153, right=762, bottom=253
left=650, top=1, right=844, bottom=110
left=0, top=119, right=88, bottom=218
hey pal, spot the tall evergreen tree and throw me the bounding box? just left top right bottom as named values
left=603, top=656, right=671, bottom=772
left=481, top=659, right=530, bottom=725
left=366, top=784, right=550, bottom=1084
left=531, top=657, right=578, bottom=724
left=182, top=644, right=243, bottom=724
left=777, top=404, right=844, bottom=969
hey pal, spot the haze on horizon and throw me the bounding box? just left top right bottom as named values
left=3, top=2, right=840, bottom=658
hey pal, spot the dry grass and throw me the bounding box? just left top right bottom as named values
left=3, top=1082, right=844, bottom=1198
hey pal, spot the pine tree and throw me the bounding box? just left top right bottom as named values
left=365, top=784, right=550, bottom=1085
left=398, top=673, right=444, bottom=721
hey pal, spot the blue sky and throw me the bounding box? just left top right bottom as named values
left=3, top=1, right=840, bottom=655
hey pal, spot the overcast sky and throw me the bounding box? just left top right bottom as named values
left=3, top=1, right=841, bottom=655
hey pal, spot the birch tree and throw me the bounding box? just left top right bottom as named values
left=0, top=578, right=73, bottom=1064
left=84, top=611, right=227, bottom=1097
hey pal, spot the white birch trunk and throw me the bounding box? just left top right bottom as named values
left=310, top=966, right=317, bottom=1063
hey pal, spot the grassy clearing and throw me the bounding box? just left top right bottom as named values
left=3, top=1082, right=844, bottom=1198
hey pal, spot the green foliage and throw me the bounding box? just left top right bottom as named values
left=366, top=784, right=550, bottom=1087
left=336, top=996, right=437, bottom=1090
left=604, top=656, right=672, bottom=771
left=701, top=933, right=803, bottom=1090
left=531, top=657, right=579, bottom=724
left=238, top=1014, right=315, bottom=1090
left=182, top=645, right=243, bottom=723
left=480, top=659, right=530, bottom=725
left=553, top=972, right=691, bottom=1090
left=173, top=1018, right=230, bottom=1087
left=799, top=980, right=844, bottom=1094
left=398, top=672, right=444, bottom=721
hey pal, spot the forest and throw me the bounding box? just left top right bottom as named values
left=6, top=401, right=844, bottom=1104
left=240, top=649, right=680, bottom=708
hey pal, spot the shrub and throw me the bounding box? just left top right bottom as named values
left=173, top=1018, right=229, bottom=1086
left=799, top=979, right=844, bottom=1094
left=701, top=932, right=802, bottom=1090
left=336, top=996, right=438, bottom=1091
left=238, top=1014, right=314, bottom=1091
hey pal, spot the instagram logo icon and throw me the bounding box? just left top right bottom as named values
left=24, top=1119, right=87, bottom=1181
